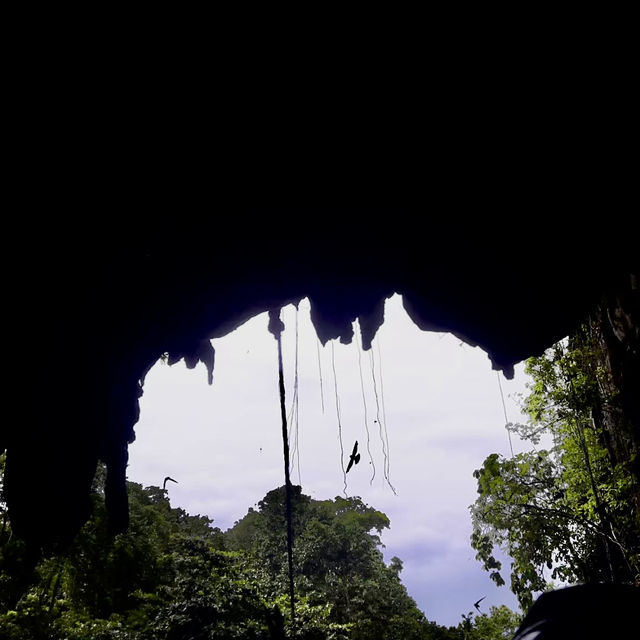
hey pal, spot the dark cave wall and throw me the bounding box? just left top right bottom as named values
left=589, top=274, right=640, bottom=520
left=2, top=223, right=636, bottom=545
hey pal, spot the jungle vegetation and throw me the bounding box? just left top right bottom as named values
left=470, top=323, right=640, bottom=610
left=0, top=461, right=518, bottom=639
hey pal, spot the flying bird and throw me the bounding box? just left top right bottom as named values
left=346, top=441, right=361, bottom=473
left=163, top=476, right=178, bottom=490
left=474, top=596, right=486, bottom=612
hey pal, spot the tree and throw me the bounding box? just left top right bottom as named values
left=0, top=464, right=273, bottom=639
left=463, top=605, right=521, bottom=640
left=470, top=327, right=640, bottom=610
left=226, top=486, right=452, bottom=639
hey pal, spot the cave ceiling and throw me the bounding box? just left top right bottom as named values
left=3, top=216, right=634, bottom=545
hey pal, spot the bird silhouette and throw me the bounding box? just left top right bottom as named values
left=474, top=596, right=486, bottom=612
left=163, top=476, right=178, bottom=490
left=346, top=441, right=361, bottom=473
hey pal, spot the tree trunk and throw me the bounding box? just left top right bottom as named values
left=588, top=273, right=640, bottom=527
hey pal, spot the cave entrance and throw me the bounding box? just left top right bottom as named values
left=128, top=294, right=528, bottom=625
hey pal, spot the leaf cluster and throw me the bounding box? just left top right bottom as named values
left=469, top=327, right=640, bottom=610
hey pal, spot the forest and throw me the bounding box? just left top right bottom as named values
left=0, top=463, right=520, bottom=639
left=1, top=320, right=638, bottom=639
left=1, top=456, right=525, bottom=639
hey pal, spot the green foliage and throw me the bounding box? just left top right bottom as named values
left=464, top=605, right=521, bottom=640
left=1, top=462, right=474, bottom=639
left=470, top=328, right=640, bottom=610
left=226, top=486, right=433, bottom=639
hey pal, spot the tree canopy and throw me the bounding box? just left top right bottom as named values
left=1, top=458, right=518, bottom=639
left=470, top=325, right=640, bottom=610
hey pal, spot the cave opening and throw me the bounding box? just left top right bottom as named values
left=2, top=228, right=635, bottom=636
left=127, top=294, right=529, bottom=626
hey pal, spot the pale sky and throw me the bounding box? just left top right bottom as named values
left=128, top=294, right=530, bottom=626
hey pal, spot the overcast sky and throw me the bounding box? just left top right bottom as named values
left=128, top=294, right=531, bottom=627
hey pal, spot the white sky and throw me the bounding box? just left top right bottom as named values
left=128, top=294, right=531, bottom=626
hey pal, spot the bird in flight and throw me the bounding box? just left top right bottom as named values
left=346, top=441, right=361, bottom=473
left=474, top=596, right=486, bottom=612
left=163, top=476, right=178, bottom=490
